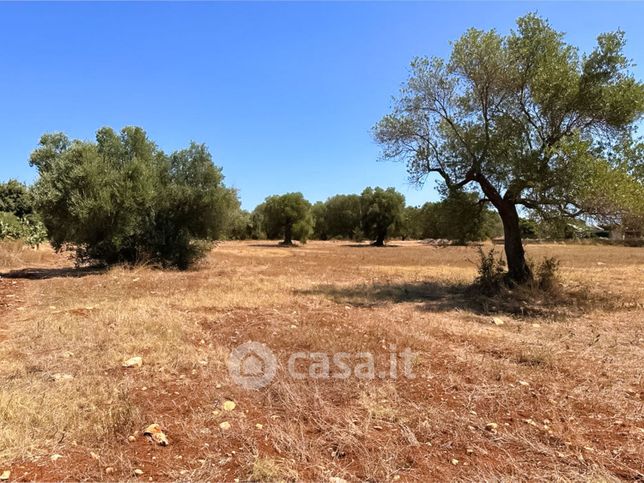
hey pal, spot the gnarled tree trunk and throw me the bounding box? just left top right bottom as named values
left=282, top=223, right=293, bottom=245
left=475, top=174, right=532, bottom=284
left=498, top=201, right=532, bottom=284
left=372, top=232, right=385, bottom=246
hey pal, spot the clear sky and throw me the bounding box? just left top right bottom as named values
left=1, top=1, right=642, bottom=210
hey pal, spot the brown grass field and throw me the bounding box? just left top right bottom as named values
left=0, top=240, right=643, bottom=482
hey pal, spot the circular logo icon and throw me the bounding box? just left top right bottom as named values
left=227, top=341, right=277, bottom=390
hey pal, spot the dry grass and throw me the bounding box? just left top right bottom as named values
left=0, top=241, right=56, bottom=269
left=0, top=240, right=642, bottom=481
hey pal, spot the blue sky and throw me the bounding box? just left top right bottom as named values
left=1, top=2, right=642, bottom=210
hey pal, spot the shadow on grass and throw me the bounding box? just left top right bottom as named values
left=247, top=243, right=299, bottom=248
left=299, top=280, right=470, bottom=312
left=343, top=243, right=401, bottom=248
left=0, top=266, right=106, bottom=280
left=299, top=279, right=622, bottom=318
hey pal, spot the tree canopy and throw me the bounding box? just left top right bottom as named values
left=402, top=189, right=502, bottom=243
left=261, top=192, right=313, bottom=245
left=312, top=194, right=362, bottom=240
left=30, top=126, right=239, bottom=268
left=374, top=13, right=644, bottom=282
left=0, top=179, right=33, bottom=218
left=360, top=187, right=405, bottom=246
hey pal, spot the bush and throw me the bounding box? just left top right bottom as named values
left=474, top=247, right=506, bottom=295
left=475, top=247, right=562, bottom=297
left=534, top=256, right=561, bottom=292
left=0, top=212, right=23, bottom=239
left=0, top=212, right=48, bottom=248
left=30, top=127, right=238, bottom=268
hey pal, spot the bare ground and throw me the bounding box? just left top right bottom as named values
left=0, top=240, right=642, bottom=481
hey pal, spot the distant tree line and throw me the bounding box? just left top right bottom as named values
left=226, top=186, right=503, bottom=245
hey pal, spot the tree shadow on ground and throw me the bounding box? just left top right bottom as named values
left=343, top=243, right=402, bottom=248
left=298, top=280, right=471, bottom=312
left=299, top=279, right=613, bottom=318
left=0, top=266, right=106, bottom=280
left=246, top=243, right=299, bottom=248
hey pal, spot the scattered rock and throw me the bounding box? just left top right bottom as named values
left=329, top=478, right=348, bottom=483
left=255, top=423, right=263, bottom=430
left=373, top=425, right=383, bottom=430
left=485, top=422, right=498, bottom=432
left=51, top=373, right=74, bottom=382
left=518, top=380, right=530, bottom=387
left=0, top=470, right=10, bottom=481
left=450, top=458, right=459, bottom=465
left=122, top=356, right=143, bottom=368
left=105, top=467, right=115, bottom=475
left=466, top=448, right=474, bottom=454
left=134, top=469, right=144, bottom=476
left=128, top=435, right=136, bottom=442
left=219, top=421, right=231, bottom=431
left=523, top=418, right=538, bottom=427
left=50, top=454, right=63, bottom=461
left=492, top=317, right=504, bottom=326
left=62, top=351, right=74, bottom=358
left=90, top=452, right=100, bottom=460
left=222, top=400, right=236, bottom=411
left=143, top=424, right=169, bottom=446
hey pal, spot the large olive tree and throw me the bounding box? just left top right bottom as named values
left=374, top=14, right=644, bottom=283
left=30, top=127, right=239, bottom=268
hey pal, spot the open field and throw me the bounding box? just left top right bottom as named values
left=0, top=240, right=643, bottom=481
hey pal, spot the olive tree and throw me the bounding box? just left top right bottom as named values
left=374, top=14, right=644, bottom=283
left=30, top=127, right=238, bottom=268
left=360, top=187, right=405, bottom=246
left=262, top=192, right=313, bottom=245
left=0, top=179, right=33, bottom=217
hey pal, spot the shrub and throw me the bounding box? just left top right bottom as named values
left=0, top=212, right=48, bottom=248
left=474, top=247, right=506, bottom=295
left=475, top=247, right=562, bottom=298
left=534, top=256, right=561, bottom=292
left=0, top=212, right=23, bottom=240
left=30, top=127, right=238, bottom=268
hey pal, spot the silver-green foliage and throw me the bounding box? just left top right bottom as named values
left=30, top=127, right=239, bottom=268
